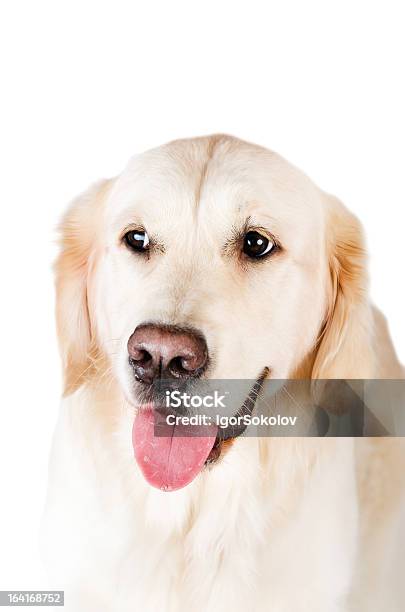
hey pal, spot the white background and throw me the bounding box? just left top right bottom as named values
left=0, top=0, right=404, bottom=593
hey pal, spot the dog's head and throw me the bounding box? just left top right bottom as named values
left=55, top=135, right=374, bottom=489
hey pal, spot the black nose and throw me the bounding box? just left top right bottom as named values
left=127, top=323, right=208, bottom=384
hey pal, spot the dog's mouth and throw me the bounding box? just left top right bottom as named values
left=132, top=368, right=269, bottom=492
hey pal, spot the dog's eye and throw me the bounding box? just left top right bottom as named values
left=124, top=230, right=150, bottom=252
left=243, top=231, right=274, bottom=258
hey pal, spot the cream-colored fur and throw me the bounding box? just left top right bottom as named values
left=42, top=135, right=405, bottom=611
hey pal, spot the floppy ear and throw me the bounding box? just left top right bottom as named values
left=55, top=179, right=112, bottom=395
left=311, top=194, right=375, bottom=379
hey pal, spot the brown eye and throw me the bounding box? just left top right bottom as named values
left=243, top=231, right=274, bottom=258
left=124, top=230, right=150, bottom=253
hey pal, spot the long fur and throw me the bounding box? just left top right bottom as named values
left=43, top=135, right=405, bottom=612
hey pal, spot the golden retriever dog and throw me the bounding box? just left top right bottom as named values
left=42, top=135, right=405, bottom=611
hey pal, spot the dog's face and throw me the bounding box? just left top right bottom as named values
left=55, top=135, right=373, bottom=489
left=94, top=138, right=328, bottom=393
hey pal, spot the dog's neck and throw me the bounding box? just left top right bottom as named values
left=68, top=372, right=323, bottom=528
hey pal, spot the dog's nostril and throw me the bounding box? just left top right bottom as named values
left=168, top=356, right=191, bottom=378
left=131, top=348, right=152, bottom=365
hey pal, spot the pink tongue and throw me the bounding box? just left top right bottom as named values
left=132, top=407, right=218, bottom=491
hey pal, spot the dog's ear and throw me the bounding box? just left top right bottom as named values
left=55, top=179, right=112, bottom=395
left=311, top=194, right=375, bottom=379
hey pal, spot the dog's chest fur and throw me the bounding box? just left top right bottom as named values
left=42, top=389, right=359, bottom=612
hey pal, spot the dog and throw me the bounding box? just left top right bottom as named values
left=42, top=135, right=405, bottom=611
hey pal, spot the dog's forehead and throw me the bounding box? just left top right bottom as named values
left=106, top=136, right=323, bottom=237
